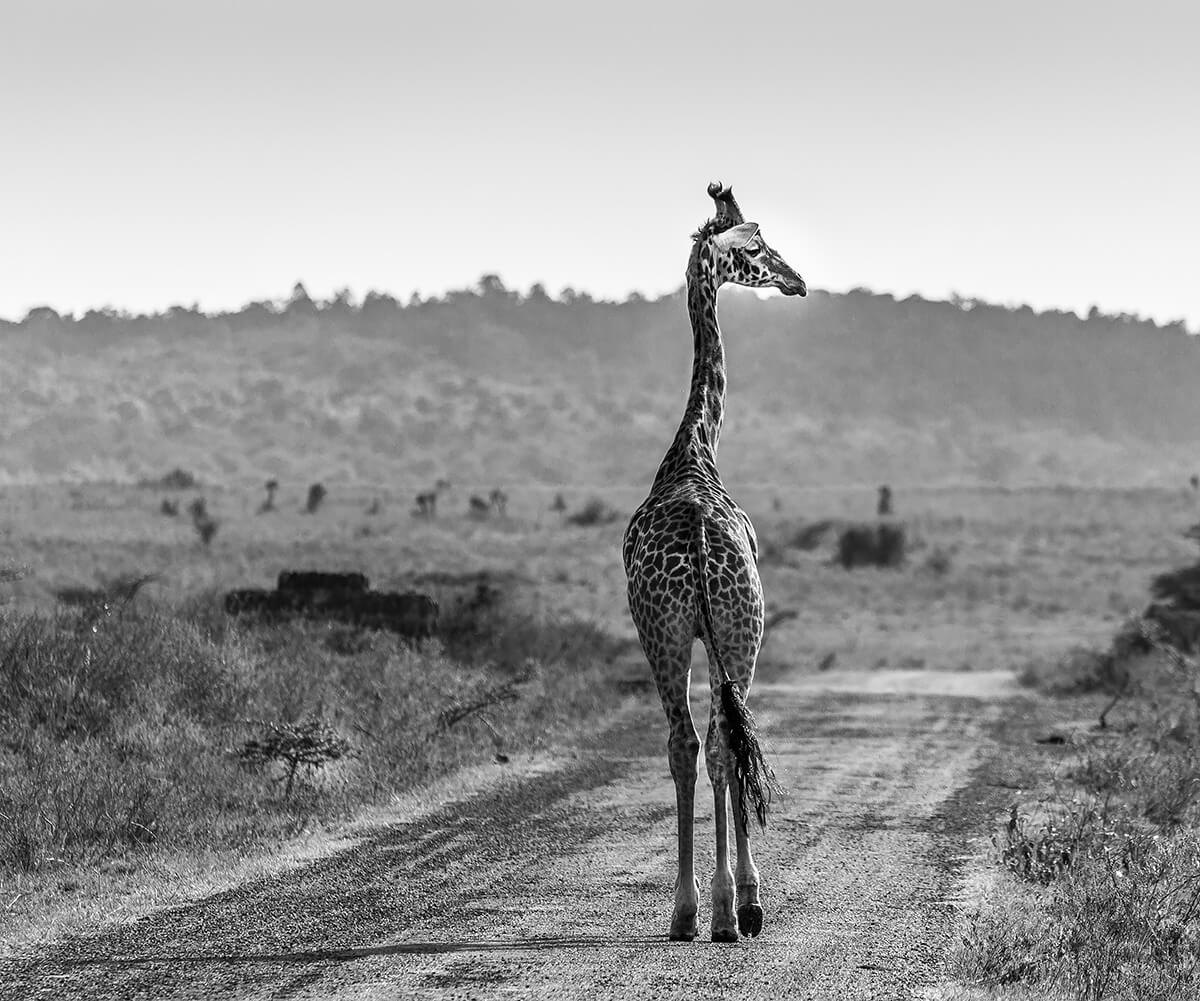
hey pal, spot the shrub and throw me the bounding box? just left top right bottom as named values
left=961, top=540, right=1200, bottom=999
left=304, top=483, right=327, bottom=514
left=139, top=468, right=197, bottom=490
left=1151, top=565, right=1200, bottom=612
left=836, top=523, right=906, bottom=569
left=959, top=826, right=1200, bottom=997
left=239, top=717, right=352, bottom=799
left=1018, top=645, right=1123, bottom=696
left=1, top=607, right=243, bottom=739
left=566, top=497, right=621, bottom=527
left=994, top=803, right=1094, bottom=885
left=0, top=594, right=628, bottom=875
left=790, top=519, right=835, bottom=551
left=0, top=606, right=250, bottom=870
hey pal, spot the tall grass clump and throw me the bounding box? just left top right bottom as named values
left=0, top=592, right=630, bottom=878
left=565, top=497, right=621, bottom=527
left=959, top=821, right=1200, bottom=999
left=0, top=605, right=252, bottom=871
left=957, top=585, right=1200, bottom=998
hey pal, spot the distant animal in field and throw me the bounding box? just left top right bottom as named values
left=489, top=488, right=509, bottom=517
left=194, top=518, right=218, bottom=547
left=258, top=479, right=279, bottom=514
left=468, top=495, right=492, bottom=518
left=304, top=482, right=327, bottom=514
left=414, top=480, right=451, bottom=518
left=188, top=497, right=219, bottom=547
left=160, top=498, right=179, bottom=517
left=550, top=493, right=568, bottom=514
left=877, top=485, right=893, bottom=517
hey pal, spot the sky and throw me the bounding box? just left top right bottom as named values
left=3, top=0, right=1199, bottom=327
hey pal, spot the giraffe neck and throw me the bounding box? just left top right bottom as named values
left=650, top=243, right=725, bottom=492
left=681, top=259, right=725, bottom=445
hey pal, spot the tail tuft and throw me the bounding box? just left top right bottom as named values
left=720, top=679, right=781, bottom=832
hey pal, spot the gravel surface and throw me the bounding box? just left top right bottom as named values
left=2, top=669, right=1026, bottom=1000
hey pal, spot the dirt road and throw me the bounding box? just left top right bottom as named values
left=3, top=668, right=1026, bottom=1000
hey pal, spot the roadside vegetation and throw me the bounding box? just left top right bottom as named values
left=953, top=526, right=1200, bottom=1000
left=1, top=480, right=1192, bottom=958
left=0, top=591, right=626, bottom=895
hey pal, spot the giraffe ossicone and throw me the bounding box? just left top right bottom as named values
left=622, top=181, right=806, bottom=942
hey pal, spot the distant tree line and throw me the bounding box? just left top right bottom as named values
left=6, top=277, right=1199, bottom=444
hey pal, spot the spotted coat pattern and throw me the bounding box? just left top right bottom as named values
left=623, top=189, right=806, bottom=942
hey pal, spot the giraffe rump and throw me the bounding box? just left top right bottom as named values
left=690, top=509, right=781, bottom=833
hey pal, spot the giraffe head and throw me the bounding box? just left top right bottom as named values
left=697, top=182, right=807, bottom=297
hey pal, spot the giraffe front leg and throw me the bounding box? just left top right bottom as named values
left=667, top=719, right=701, bottom=941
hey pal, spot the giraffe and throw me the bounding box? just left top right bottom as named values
left=623, top=182, right=806, bottom=943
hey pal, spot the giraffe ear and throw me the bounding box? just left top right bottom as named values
left=712, top=223, right=760, bottom=252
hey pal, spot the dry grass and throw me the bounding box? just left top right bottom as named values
left=0, top=576, right=632, bottom=950
left=954, top=569, right=1200, bottom=998
left=957, top=825, right=1200, bottom=999
left=0, top=599, right=629, bottom=872
left=3, top=480, right=1198, bottom=957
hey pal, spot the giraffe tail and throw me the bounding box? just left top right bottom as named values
left=691, top=507, right=780, bottom=833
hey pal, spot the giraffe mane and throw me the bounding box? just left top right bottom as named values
left=691, top=217, right=739, bottom=244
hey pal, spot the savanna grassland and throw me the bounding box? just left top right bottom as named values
left=4, top=472, right=1200, bottom=988
left=5, top=283, right=1200, bottom=994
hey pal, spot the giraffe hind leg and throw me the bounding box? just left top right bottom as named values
left=705, top=634, right=765, bottom=940
left=730, top=767, right=764, bottom=937
left=647, top=643, right=701, bottom=942
left=667, top=706, right=700, bottom=941
left=704, top=710, right=738, bottom=942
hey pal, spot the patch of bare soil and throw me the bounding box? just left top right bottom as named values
left=1, top=669, right=1033, bottom=1000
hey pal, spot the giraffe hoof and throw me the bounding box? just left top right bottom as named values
left=737, top=903, right=764, bottom=937
left=668, top=923, right=698, bottom=942
left=711, top=924, right=739, bottom=944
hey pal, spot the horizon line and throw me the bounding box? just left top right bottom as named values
left=5, top=277, right=1196, bottom=335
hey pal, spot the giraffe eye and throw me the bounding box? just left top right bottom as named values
left=745, top=243, right=763, bottom=256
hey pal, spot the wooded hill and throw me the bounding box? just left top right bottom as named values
left=3, top=281, right=1196, bottom=488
